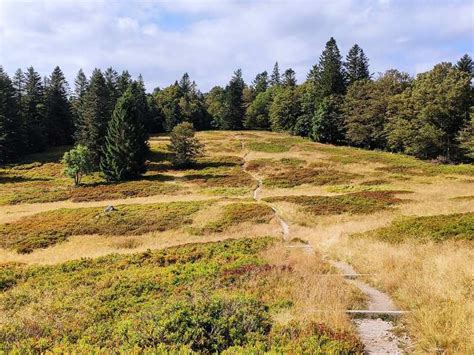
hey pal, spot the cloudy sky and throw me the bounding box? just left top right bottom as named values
left=0, top=0, right=473, bottom=92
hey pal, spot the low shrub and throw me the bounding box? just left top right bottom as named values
left=354, top=212, right=474, bottom=243
left=265, top=166, right=358, bottom=188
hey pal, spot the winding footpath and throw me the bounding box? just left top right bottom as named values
left=237, top=135, right=410, bottom=354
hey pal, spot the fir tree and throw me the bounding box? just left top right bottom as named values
left=312, top=95, right=345, bottom=143
left=0, top=67, right=22, bottom=163
left=76, top=69, right=110, bottom=166
left=219, top=69, right=245, bottom=130
left=315, top=37, right=346, bottom=98
left=23, top=67, right=46, bottom=152
left=44, top=66, right=73, bottom=145
left=100, top=87, right=149, bottom=181
left=71, top=69, right=88, bottom=140
left=117, top=70, right=132, bottom=98
left=345, top=44, right=370, bottom=85
left=270, top=62, right=281, bottom=86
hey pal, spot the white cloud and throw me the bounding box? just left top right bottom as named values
left=0, top=0, right=472, bottom=91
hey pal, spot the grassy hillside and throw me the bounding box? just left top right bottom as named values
left=0, top=130, right=472, bottom=353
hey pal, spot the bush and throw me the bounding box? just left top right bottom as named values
left=61, top=145, right=94, bottom=185
left=168, top=122, right=204, bottom=167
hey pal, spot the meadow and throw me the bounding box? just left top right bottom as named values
left=0, top=130, right=473, bottom=353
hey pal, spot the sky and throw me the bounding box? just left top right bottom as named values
left=0, top=0, right=473, bottom=92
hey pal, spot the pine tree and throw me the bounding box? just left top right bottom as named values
left=456, top=54, right=473, bottom=78
left=12, top=69, right=26, bottom=151
left=100, top=87, right=149, bottom=181
left=76, top=69, right=110, bottom=166
left=117, top=70, right=132, bottom=98
left=282, top=68, right=297, bottom=87
left=315, top=37, right=346, bottom=98
left=270, top=62, right=281, bottom=86
left=0, top=67, right=22, bottom=163
left=44, top=66, right=73, bottom=145
left=345, top=44, right=370, bottom=85
left=23, top=67, right=46, bottom=152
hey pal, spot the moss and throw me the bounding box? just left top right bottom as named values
left=264, top=191, right=406, bottom=216
left=0, top=201, right=209, bottom=253
left=354, top=212, right=474, bottom=243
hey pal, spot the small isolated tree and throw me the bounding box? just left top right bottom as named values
left=62, top=144, right=94, bottom=186
left=168, top=122, right=204, bottom=167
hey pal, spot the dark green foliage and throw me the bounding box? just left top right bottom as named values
left=23, top=67, right=47, bottom=153
left=71, top=69, right=88, bottom=137
left=282, top=68, right=297, bottom=87
left=269, top=86, right=301, bottom=132
left=244, top=89, right=273, bottom=129
left=456, top=54, right=473, bottom=78
left=75, top=69, right=111, bottom=166
left=168, top=122, right=204, bottom=167
left=344, top=70, right=412, bottom=149
left=100, top=87, right=149, bottom=181
left=345, top=44, right=370, bottom=84
left=252, top=71, right=269, bottom=94
left=270, top=61, right=281, bottom=86
left=0, top=67, right=22, bottom=164
left=314, top=37, right=346, bottom=98
left=386, top=63, right=471, bottom=159
left=44, top=66, right=73, bottom=145
left=312, top=94, right=345, bottom=143
left=217, top=69, right=245, bottom=130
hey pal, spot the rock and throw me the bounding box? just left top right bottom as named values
left=104, top=205, right=117, bottom=213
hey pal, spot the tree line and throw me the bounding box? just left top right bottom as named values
left=1, top=37, right=473, bottom=173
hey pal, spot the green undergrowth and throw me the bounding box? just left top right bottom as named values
left=0, top=238, right=363, bottom=353
left=326, top=183, right=396, bottom=193
left=0, top=201, right=210, bottom=253
left=193, top=202, right=275, bottom=234
left=264, top=191, right=407, bottom=216
left=354, top=212, right=474, bottom=243
left=264, top=166, right=358, bottom=188
left=247, top=137, right=307, bottom=153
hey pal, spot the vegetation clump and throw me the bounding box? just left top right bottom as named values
left=354, top=212, right=474, bottom=243
left=0, top=201, right=207, bottom=253
left=264, top=191, right=405, bottom=215
left=265, top=166, right=358, bottom=188
left=61, top=144, right=94, bottom=185
left=168, top=122, right=204, bottom=167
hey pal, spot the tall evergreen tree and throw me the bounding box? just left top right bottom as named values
left=44, top=66, right=73, bottom=145
left=117, top=70, right=132, bottom=98
left=23, top=67, right=46, bottom=152
left=12, top=69, right=26, bottom=150
left=219, top=69, right=245, bottom=130
left=100, top=87, right=149, bottom=181
left=282, top=68, right=297, bottom=87
left=270, top=62, right=281, bottom=86
left=312, top=95, right=345, bottom=143
left=345, top=44, right=370, bottom=85
left=71, top=69, right=88, bottom=139
left=76, top=69, right=110, bottom=166
left=315, top=37, right=346, bottom=98
left=0, top=67, right=22, bottom=163
left=456, top=54, right=473, bottom=78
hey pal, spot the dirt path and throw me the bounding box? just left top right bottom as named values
left=236, top=135, right=409, bottom=354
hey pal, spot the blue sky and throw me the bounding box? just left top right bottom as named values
left=0, top=0, right=473, bottom=92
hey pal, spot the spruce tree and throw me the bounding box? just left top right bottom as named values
left=219, top=69, right=245, bottom=130
left=315, top=37, right=346, bottom=98
left=117, top=70, right=132, bottom=98
left=270, top=62, right=281, bottom=86
left=76, top=69, right=110, bottom=166
left=312, top=95, right=345, bottom=143
left=456, top=54, right=473, bottom=78
left=23, top=67, right=46, bottom=152
left=100, top=87, right=149, bottom=181
left=0, top=67, right=22, bottom=164
left=345, top=44, right=370, bottom=85
left=45, top=66, right=73, bottom=145
left=71, top=69, right=88, bottom=141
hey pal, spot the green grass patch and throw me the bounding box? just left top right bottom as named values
left=0, top=238, right=362, bottom=353
left=247, top=142, right=290, bottom=153
left=353, top=212, right=474, bottom=243
left=264, top=191, right=406, bottom=216
left=0, top=201, right=209, bottom=253
left=326, top=183, right=395, bottom=193
left=183, top=167, right=256, bottom=188
left=195, top=202, right=275, bottom=234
